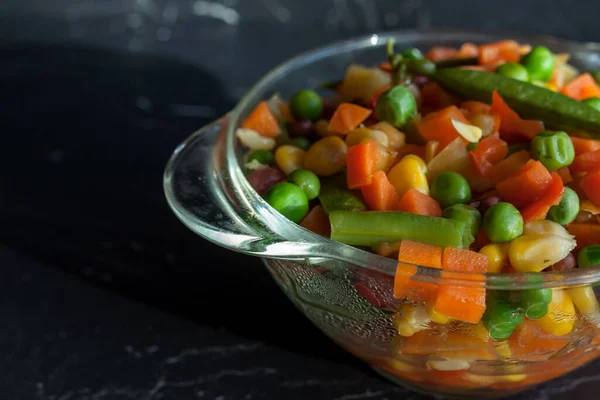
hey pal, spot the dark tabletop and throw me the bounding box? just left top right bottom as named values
left=2, top=1, right=600, bottom=399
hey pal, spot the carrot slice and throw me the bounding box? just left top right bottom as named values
left=520, top=173, right=565, bottom=222
left=433, top=247, right=488, bottom=324
left=560, top=73, right=600, bottom=101
left=478, top=40, right=521, bottom=65
left=487, top=150, right=532, bottom=186
left=570, top=149, right=600, bottom=173
left=360, top=170, right=401, bottom=211
left=580, top=167, right=600, bottom=206
left=508, top=320, right=569, bottom=361
left=426, top=47, right=459, bottom=61
left=566, top=223, right=600, bottom=251
left=418, top=105, right=471, bottom=150
left=570, top=136, right=600, bottom=155
left=458, top=42, right=479, bottom=58
left=241, top=101, right=281, bottom=137
left=490, top=91, right=544, bottom=142
left=346, top=140, right=379, bottom=189
left=394, top=240, right=443, bottom=303
left=496, top=159, right=553, bottom=208
left=327, top=103, right=372, bottom=135
left=555, top=167, right=573, bottom=185
left=300, top=205, right=331, bottom=237
left=468, top=133, right=509, bottom=176
left=397, top=188, right=442, bottom=217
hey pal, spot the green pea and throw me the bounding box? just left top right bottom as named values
left=521, top=46, right=555, bottom=82
left=496, top=62, right=529, bottom=82
left=531, top=130, right=575, bottom=171
left=290, top=89, right=323, bottom=121
left=518, top=287, right=552, bottom=319
left=466, top=142, right=479, bottom=151
left=292, top=137, right=311, bottom=150
left=375, top=85, right=417, bottom=128
left=547, top=187, right=580, bottom=225
left=288, top=169, right=320, bottom=201
left=482, top=294, right=524, bottom=341
left=401, top=48, right=424, bottom=60
left=263, top=182, right=309, bottom=223
left=442, top=204, right=482, bottom=238
left=583, top=97, right=600, bottom=112
left=430, top=172, right=472, bottom=209
left=483, top=202, right=524, bottom=243
left=247, top=149, right=274, bottom=166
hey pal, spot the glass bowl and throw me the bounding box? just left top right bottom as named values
left=163, top=29, right=600, bottom=398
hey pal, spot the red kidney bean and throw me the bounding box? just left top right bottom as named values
left=545, top=252, right=577, bottom=272
left=246, top=166, right=286, bottom=195
left=413, top=75, right=430, bottom=88
left=322, top=100, right=338, bottom=120
left=288, top=119, right=314, bottom=137
left=477, top=195, right=502, bottom=215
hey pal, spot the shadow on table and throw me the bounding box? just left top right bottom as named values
left=0, top=43, right=355, bottom=364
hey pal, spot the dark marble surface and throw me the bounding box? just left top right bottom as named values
left=2, top=1, right=600, bottom=399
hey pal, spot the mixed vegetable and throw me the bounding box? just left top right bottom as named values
left=237, top=39, right=600, bottom=389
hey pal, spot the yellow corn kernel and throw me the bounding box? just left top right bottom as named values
left=508, top=234, right=576, bottom=273
left=535, top=289, right=576, bottom=336
left=303, top=136, right=347, bottom=176
left=493, top=341, right=512, bottom=359
left=345, top=127, right=389, bottom=147
left=479, top=243, right=510, bottom=273
left=275, top=145, right=305, bottom=175
left=427, top=359, right=470, bottom=371
left=388, top=359, right=416, bottom=372
left=464, top=373, right=526, bottom=385
left=567, top=286, right=599, bottom=314
left=425, top=141, right=440, bottom=163
left=469, top=322, right=490, bottom=340
left=369, top=121, right=406, bottom=150
left=315, top=119, right=334, bottom=137
left=523, top=220, right=574, bottom=240
left=395, top=304, right=431, bottom=337
left=427, top=306, right=450, bottom=325
left=387, top=154, right=429, bottom=197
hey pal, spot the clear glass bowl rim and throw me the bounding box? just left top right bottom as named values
left=188, top=28, right=600, bottom=289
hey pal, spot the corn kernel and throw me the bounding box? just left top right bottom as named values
left=387, top=154, right=429, bottom=197
left=345, top=127, right=389, bottom=147
left=469, top=322, right=490, bottom=340
left=508, top=234, right=576, bottom=272
left=275, top=145, right=305, bottom=175
left=303, top=136, right=347, bottom=176
left=395, top=304, right=431, bottom=337
left=479, top=244, right=510, bottom=273
left=428, top=306, right=450, bottom=325
left=369, top=121, right=406, bottom=150
left=535, top=289, right=576, bottom=336
left=315, top=119, right=334, bottom=137
left=523, top=220, right=574, bottom=240
left=388, top=359, right=416, bottom=372
left=427, top=359, right=470, bottom=371
left=493, top=341, right=512, bottom=359
left=567, top=286, right=599, bottom=314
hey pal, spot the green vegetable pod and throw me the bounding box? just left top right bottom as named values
left=579, top=245, right=600, bottom=268
left=442, top=204, right=482, bottom=238
left=329, top=211, right=474, bottom=248
left=531, top=131, right=575, bottom=171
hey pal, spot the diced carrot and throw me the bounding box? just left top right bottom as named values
left=571, top=136, right=600, bottom=155
left=378, top=61, right=392, bottom=72
left=474, top=228, right=491, bottom=250
left=426, top=47, right=459, bottom=61
left=327, top=103, right=372, bottom=135
left=487, top=150, right=532, bottom=186
left=468, top=133, right=509, bottom=176
left=496, top=159, right=553, bottom=208
left=461, top=101, right=491, bottom=116
left=570, top=149, right=600, bottom=173
left=458, top=42, right=479, bottom=58
left=580, top=167, right=600, bottom=206
left=520, top=173, right=565, bottom=222
left=508, top=320, right=569, bottom=361
left=241, top=101, right=281, bottom=137
left=300, top=205, right=331, bottom=237
left=394, top=144, right=427, bottom=161
left=279, top=101, right=294, bottom=123
left=397, top=188, right=442, bottom=217
left=401, top=329, right=494, bottom=361
left=373, top=241, right=401, bottom=258
left=420, top=82, right=460, bottom=111
left=478, top=40, right=521, bottom=65
left=566, top=223, right=600, bottom=250
left=490, top=91, right=544, bottom=142
left=433, top=247, right=488, bottom=324
left=360, top=170, right=401, bottom=211
left=394, top=240, right=443, bottom=303
left=560, top=73, right=600, bottom=101
left=556, top=167, right=573, bottom=185
left=418, top=105, right=471, bottom=150
left=346, top=140, right=379, bottom=189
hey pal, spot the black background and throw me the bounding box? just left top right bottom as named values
left=3, top=1, right=600, bottom=399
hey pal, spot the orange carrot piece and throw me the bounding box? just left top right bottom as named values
left=328, top=103, right=372, bottom=135
left=373, top=241, right=401, bottom=258
left=397, top=189, right=442, bottom=217
left=496, top=159, right=553, bottom=208
left=478, top=40, right=521, bottom=65
left=420, top=82, right=460, bottom=111
left=567, top=223, right=600, bottom=251
left=468, top=133, right=509, bottom=176
left=418, top=105, right=471, bottom=150
left=560, top=73, right=600, bottom=101
left=279, top=101, right=295, bottom=123
left=571, top=136, right=600, bottom=155
left=520, top=173, right=565, bottom=222
left=378, top=61, right=393, bottom=72
left=300, top=205, right=331, bottom=237
left=394, top=240, right=443, bottom=303
left=360, top=170, right=401, bottom=211
left=458, top=42, right=479, bottom=58
left=570, top=149, right=600, bottom=173
left=490, top=91, right=544, bottom=141
left=241, top=101, right=281, bottom=137
left=487, top=150, right=532, bottom=186
left=508, top=320, right=569, bottom=361
left=556, top=167, right=573, bottom=185
left=580, top=167, right=600, bottom=206
left=346, top=140, right=379, bottom=189
left=474, top=228, right=491, bottom=250
left=426, top=47, right=459, bottom=61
